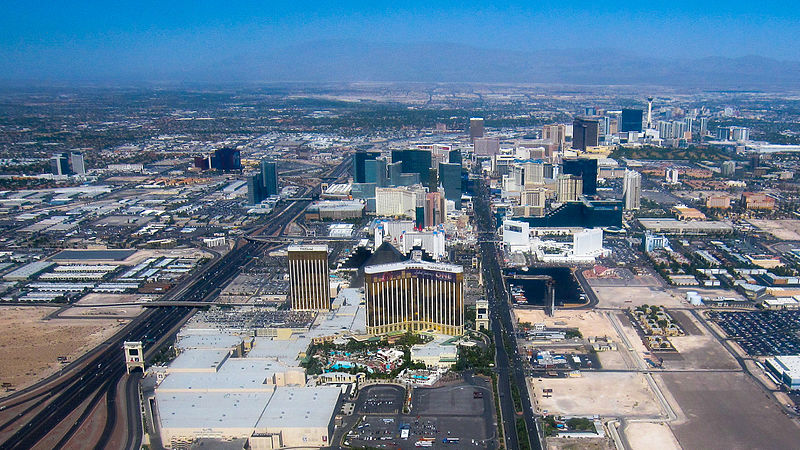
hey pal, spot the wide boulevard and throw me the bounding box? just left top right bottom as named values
left=474, top=175, right=543, bottom=450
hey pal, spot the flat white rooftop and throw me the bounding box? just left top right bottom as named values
left=307, top=288, right=367, bottom=337
left=771, top=355, right=800, bottom=376
left=248, top=337, right=310, bottom=364
left=158, top=358, right=291, bottom=392
left=176, top=334, right=243, bottom=351
left=255, top=386, right=341, bottom=430
left=157, top=391, right=272, bottom=431
left=168, top=348, right=230, bottom=372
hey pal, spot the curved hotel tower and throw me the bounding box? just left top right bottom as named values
left=364, top=259, right=464, bottom=336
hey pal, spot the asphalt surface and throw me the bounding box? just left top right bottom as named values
left=474, top=176, right=543, bottom=450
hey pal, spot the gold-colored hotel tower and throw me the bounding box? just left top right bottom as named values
left=288, top=244, right=331, bottom=311
left=364, top=257, right=464, bottom=336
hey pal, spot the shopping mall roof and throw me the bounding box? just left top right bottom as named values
left=254, top=386, right=341, bottom=430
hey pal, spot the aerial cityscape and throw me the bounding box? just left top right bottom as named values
left=1, top=2, right=800, bottom=450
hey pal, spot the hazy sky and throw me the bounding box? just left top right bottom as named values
left=1, top=0, right=798, bottom=80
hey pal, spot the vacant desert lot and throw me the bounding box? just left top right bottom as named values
left=532, top=372, right=662, bottom=417
left=514, top=308, right=619, bottom=338
left=663, top=372, right=800, bottom=449
left=748, top=219, right=800, bottom=241
left=623, top=422, right=680, bottom=450
left=591, top=286, right=684, bottom=308
left=0, top=307, right=125, bottom=393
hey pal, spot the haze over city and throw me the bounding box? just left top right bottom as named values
left=1, top=2, right=800, bottom=450
left=2, top=1, right=799, bottom=85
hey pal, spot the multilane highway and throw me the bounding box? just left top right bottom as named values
left=0, top=158, right=351, bottom=449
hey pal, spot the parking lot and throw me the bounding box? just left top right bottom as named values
left=358, top=385, right=403, bottom=415
left=344, top=379, right=496, bottom=449
left=708, top=310, right=800, bottom=356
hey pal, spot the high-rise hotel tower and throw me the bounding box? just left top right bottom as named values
left=364, top=256, right=464, bottom=336
left=288, top=245, right=331, bottom=311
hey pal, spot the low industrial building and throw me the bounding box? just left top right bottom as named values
left=304, top=200, right=364, bottom=221
left=3, top=261, right=55, bottom=281
left=638, top=218, right=733, bottom=235
left=765, top=355, right=800, bottom=390
left=411, top=335, right=459, bottom=368
left=153, top=288, right=369, bottom=448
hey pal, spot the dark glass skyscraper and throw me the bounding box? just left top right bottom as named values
left=448, top=149, right=462, bottom=166
left=260, top=160, right=279, bottom=196
left=364, top=157, right=388, bottom=187
left=352, top=151, right=381, bottom=183
left=519, top=199, right=622, bottom=228
left=469, top=117, right=485, bottom=142
left=211, top=147, right=241, bottom=171
left=621, top=109, right=644, bottom=132
left=50, top=153, right=71, bottom=176
left=572, top=118, right=599, bottom=151
left=438, top=162, right=462, bottom=208
left=562, top=158, right=598, bottom=196
left=391, top=149, right=432, bottom=184
left=247, top=174, right=263, bottom=205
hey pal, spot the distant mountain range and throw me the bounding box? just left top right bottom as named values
left=199, top=40, right=800, bottom=89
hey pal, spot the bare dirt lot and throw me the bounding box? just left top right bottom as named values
left=0, top=307, right=126, bottom=393
left=748, top=219, right=800, bottom=241
left=662, top=312, right=739, bottom=370
left=584, top=268, right=663, bottom=288
left=622, top=422, right=680, bottom=450
left=662, top=372, right=800, bottom=449
left=58, top=293, right=145, bottom=318
left=532, top=373, right=662, bottom=417
left=590, top=286, right=684, bottom=309
left=513, top=308, right=619, bottom=339
left=514, top=308, right=631, bottom=369
left=546, top=436, right=615, bottom=450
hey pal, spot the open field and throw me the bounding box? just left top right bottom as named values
left=590, top=286, right=684, bottom=308
left=57, top=305, right=143, bottom=318
left=532, top=373, right=662, bottom=417
left=622, top=422, right=680, bottom=450
left=513, top=308, right=619, bottom=339
left=658, top=310, right=739, bottom=370
left=662, top=372, right=800, bottom=449
left=595, top=348, right=629, bottom=370
left=74, top=293, right=142, bottom=305
left=0, top=307, right=126, bottom=393
left=546, top=436, right=615, bottom=450
left=748, top=219, right=800, bottom=241
left=584, top=268, right=663, bottom=288
left=58, top=293, right=145, bottom=318
left=513, top=308, right=632, bottom=369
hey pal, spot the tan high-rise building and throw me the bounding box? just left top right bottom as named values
left=522, top=161, right=545, bottom=186
left=706, top=194, right=731, bottom=209
left=288, top=245, right=331, bottom=311
left=542, top=124, right=566, bottom=150
left=556, top=174, right=583, bottom=203
left=521, top=188, right=547, bottom=208
left=364, top=259, right=464, bottom=336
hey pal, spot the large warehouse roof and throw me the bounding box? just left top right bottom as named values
left=255, top=386, right=341, bottom=430
left=157, top=391, right=272, bottom=432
